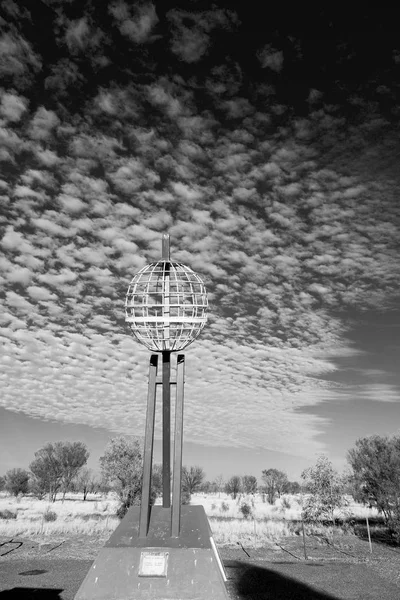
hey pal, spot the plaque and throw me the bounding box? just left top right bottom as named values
left=138, top=551, right=169, bottom=577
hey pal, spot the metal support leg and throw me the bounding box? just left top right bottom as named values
left=171, top=354, right=185, bottom=537
left=139, top=354, right=158, bottom=538
left=162, top=351, right=171, bottom=508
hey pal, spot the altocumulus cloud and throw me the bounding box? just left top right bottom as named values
left=0, top=3, right=399, bottom=458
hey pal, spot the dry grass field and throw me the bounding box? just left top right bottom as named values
left=0, top=492, right=120, bottom=537
left=0, top=491, right=381, bottom=547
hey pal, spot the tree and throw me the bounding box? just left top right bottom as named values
left=301, top=455, right=347, bottom=526
left=76, top=467, right=95, bottom=501
left=58, top=442, right=89, bottom=501
left=0, top=476, right=5, bottom=492
left=225, top=475, right=241, bottom=499
left=30, top=443, right=64, bottom=502
left=242, top=475, right=258, bottom=495
left=29, top=441, right=89, bottom=502
left=182, top=465, right=205, bottom=495
left=5, top=468, right=29, bottom=496
left=214, top=474, right=224, bottom=498
left=199, top=480, right=212, bottom=494
left=261, top=469, right=288, bottom=504
left=100, top=436, right=143, bottom=518
left=347, top=435, right=400, bottom=539
left=286, top=481, right=301, bottom=495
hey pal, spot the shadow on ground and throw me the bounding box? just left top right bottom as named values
left=226, top=561, right=340, bottom=600
left=0, top=589, right=63, bottom=599
left=353, top=521, right=400, bottom=549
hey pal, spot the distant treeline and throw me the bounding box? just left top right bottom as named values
left=1, top=434, right=400, bottom=540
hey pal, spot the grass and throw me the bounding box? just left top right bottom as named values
left=0, top=491, right=382, bottom=546
left=191, top=492, right=382, bottom=546
left=0, top=492, right=120, bottom=537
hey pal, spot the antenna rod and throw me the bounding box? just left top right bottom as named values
left=162, top=233, right=170, bottom=261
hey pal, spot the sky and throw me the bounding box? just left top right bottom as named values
left=1, top=2, right=400, bottom=485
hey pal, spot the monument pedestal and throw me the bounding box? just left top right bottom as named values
left=74, top=505, right=229, bottom=600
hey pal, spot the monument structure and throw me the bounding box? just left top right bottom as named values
left=74, top=233, right=229, bottom=599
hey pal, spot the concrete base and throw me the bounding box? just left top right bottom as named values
left=74, top=505, right=229, bottom=600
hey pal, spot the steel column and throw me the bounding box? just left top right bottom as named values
left=171, top=354, right=185, bottom=537
left=162, top=350, right=171, bottom=508
left=139, top=354, right=158, bottom=538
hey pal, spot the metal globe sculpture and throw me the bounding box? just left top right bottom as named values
left=125, top=237, right=208, bottom=352
left=74, top=235, right=228, bottom=600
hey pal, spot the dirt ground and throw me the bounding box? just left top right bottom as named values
left=1, top=532, right=400, bottom=599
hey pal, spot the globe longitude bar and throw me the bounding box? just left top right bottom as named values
left=162, top=234, right=171, bottom=508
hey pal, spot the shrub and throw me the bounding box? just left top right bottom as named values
left=181, top=489, right=191, bottom=505
left=301, top=456, right=348, bottom=525
left=0, top=509, right=17, bottom=520
left=239, top=502, right=252, bottom=519
left=5, top=468, right=29, bottom=497
left=43, top=510, right=57, bottom=522
left=220, top=502, right=229, bottom=513
left=116, top=504, right=128, bottom=520
left=100, top=437, right=142, bottom=507
left=281, top=497, right=291, bottom=510
left=116, top=492, right=142, bottom=519
left=80, top=513, right=103, bottom=521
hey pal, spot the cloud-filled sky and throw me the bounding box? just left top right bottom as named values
left=1, top=2, right=400, bottom=481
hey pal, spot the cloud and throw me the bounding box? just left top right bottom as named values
left=6, top=266, right=32, bottom=286
left=65, top=18, right=91, bottom=53
left=167, top=8, right=239, bottom=63
left=26, top=285, right=57, bottom=302
left=0, top=90, right=28, bottom=122
left=1, top=227, right=35, bottom=254
left=28, top=107, right=59, bottom=141
left=0, top=32, right=42, bottom=87
left=0, top=326, right=345, bottom=456
left=258, top=45, right=284, bottom=72
left=109, top=2, right=159, bottom=43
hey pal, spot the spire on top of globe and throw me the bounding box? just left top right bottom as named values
left=125, top=233, right=208, bottom=352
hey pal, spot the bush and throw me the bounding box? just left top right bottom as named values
left=43, top=510, right=57, bottom=522
left=281, top=497, right=291, bottom=510
left=80, top=513, right=104, bottom=521
left=0, top=510, right=17, bottom=520
left=239, top=502, right=252, bottom=519
left=220, top=501, right=229, bottom=513
left=116, top=493, right=142, bottom=520
left=301, top=456, right=348, bottom=524
left=116, top=504, right=128, bottom=520
left=5, top=468, right=29, bottom=497
left=181, top=489, right=191, bottom=505
left=100, top=436, right=142, bottom=511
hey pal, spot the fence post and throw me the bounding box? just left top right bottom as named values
left=366, top=516, right=373, bottom=553
left=302, top=519, right=308, bottom=560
